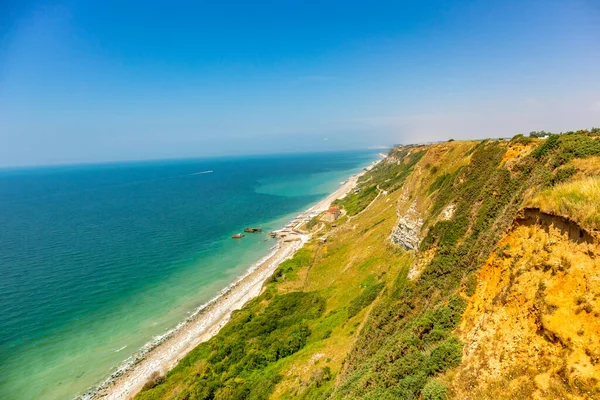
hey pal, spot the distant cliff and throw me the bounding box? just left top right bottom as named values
left=137, top=131, right=600, bottom=400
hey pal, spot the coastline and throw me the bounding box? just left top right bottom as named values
left=81, top=161, right=380, bottom=400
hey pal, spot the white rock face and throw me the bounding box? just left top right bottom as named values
left=391, top=201, right=423, bottom=251
left=440, top=203, right=456, bottom=220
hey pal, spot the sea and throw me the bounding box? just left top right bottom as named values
left=0, top=150, right=378, bottom=400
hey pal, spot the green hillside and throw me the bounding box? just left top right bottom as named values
left=137, top=130, right=600, bottom=400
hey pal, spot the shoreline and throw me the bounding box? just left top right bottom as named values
left=80, top=160, right=381, bottom=400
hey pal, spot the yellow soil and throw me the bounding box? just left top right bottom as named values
left=502, top=141, right=536, bottom=167
left=448, top=223, right=600, bottom=399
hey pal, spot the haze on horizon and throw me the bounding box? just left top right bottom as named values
left=1, top=0, right=599, bottom=167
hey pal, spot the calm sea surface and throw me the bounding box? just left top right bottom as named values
left=0, top=151, right=377, bottom=400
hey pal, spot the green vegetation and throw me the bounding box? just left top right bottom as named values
left=527, top=176, right=600, bottom=229
left=333, top=185, right=378, bottom=216
left=306, top=216, right=319, bottom=230
left=529, top=130, right=552, bottom=138
left=136, top=131, right=600, bottom=400
left=511, top=133, right=535, bottom=144
left=335, top=134, right=600, bottom=398
left=138, top=288, right=325, bottom=399
left=268, top=248, right=312, bottom=284
left=428, top=169, right=460, bottom=195
left=334, top=148, right=426, bottom=216
left=547, top=133, right=600, bottom=167
left=532, top=133, right=559, bottom=159
left=374, top=148, right=427, bottom=192
left=421, top=380, right=448, bottom=400
left=347, top=282, right=384, bottom=319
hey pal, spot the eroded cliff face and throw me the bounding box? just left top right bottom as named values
left=391, top=199, right=423, bottom=251
left=449, top=216, right=600, bottom=399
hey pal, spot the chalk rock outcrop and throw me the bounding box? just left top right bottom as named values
left=391, top=201, right=423, bottom=251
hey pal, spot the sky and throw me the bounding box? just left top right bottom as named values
left=1, top=0, right=599, bottom=167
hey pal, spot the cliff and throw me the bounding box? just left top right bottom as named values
left=136, top=132, right=600, bottom=400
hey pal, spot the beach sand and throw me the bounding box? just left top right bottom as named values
left=83, top=162, right=379, bottom=400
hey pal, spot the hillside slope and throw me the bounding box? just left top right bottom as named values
left=137, top=132, right=600, bottom=400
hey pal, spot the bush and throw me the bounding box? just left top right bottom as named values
left=529, top=130, right=552, bottom=138
left=141, top=371, right=165, bottom=391
left=267, top=249, right=312, bottom=283
left=511, top=134, right=534, bottom=144
left=427, top=337, right=462, bottom=374
left=141, top=291, right=325, bottom=399
left=347, top=283, right=384, bottom=319
left=552, top=165, right=577, bottom=185
left=549, top=134, right=600, bottom=167
left=334, top=185, right=378, bottom=216
left=421, top=379, right=448, bottom=400
left=532, top=134, right=559, bottom=159
left=428, top=170, right=459, bottom=195
left=306, top=216, right=319, bottom=230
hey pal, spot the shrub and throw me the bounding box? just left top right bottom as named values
left=267, top=248, right=312, bottom=283
left=532, top=134, right=559, bottom=159
left=306, top=216, right=319, bottom=230
left=336, top=147, right=427, bottom=216
left=529, top=130, right=552, bottom=138
left=550, top=134, right=600, bottom=167
left=334, top=185, right=378, bottom=216
left=511, top=134, right=534, bottom=144
left=427, top=337, right=462, bottom=374
left=428, top=170, right=459, bottom=195
left=347, top=283, right=384, bottom=319
left=552, top=165, right=577, bottom=185
left=421, top=379, right=448, bottom=400
left=141, top=371, right=165, bottom=391
left=142, top=291, right=325, bottom=399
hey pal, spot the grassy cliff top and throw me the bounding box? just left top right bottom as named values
left=528, top=175, right=600, bottom=231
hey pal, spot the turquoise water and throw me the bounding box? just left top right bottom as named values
left=0, top=151, right=377, bottom=400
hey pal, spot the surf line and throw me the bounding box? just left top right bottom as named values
left=189, top=170, right=213, bottom=175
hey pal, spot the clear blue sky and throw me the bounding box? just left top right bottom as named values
left=1, top=0, right=599, bottom=166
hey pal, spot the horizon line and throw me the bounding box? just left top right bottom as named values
left=0, top=146, right=389, bottom=171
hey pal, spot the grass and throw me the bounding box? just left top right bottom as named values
left=334, top=147, right=426, bottom=216
left=527, top=176, right=600, bottom=230
left=135, top=132, right=599, bottom=400
left=347, top=281, right=384, bottom=319
left=137, top=157, right=413, bottom=400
